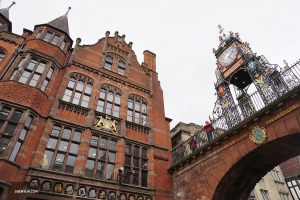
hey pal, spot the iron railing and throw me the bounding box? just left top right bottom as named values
left=171, top=60, right=300, bottom=164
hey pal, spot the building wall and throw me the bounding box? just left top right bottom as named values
left=0, top=12, right=173, bottom=200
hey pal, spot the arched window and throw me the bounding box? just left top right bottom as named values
left=97, top=84, right=122, bottom=117
left=62, top=73, right=93, bottom=108
left=127, top=94, right=147, bottom=126
left=104, top=56, right=113, bottom=70
left=118, top=61, right=125, bottom=76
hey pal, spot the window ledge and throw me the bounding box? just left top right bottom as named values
left=58, top=100, right=90, bottom=116
left=0, top=157, right=20, bottom=169
left=125, top=121, right=150, bottom=134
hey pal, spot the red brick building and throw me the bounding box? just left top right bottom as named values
left=0, top=4, right=173, bottom=200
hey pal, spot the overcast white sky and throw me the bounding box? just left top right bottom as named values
left=5, top=0, right=300, bottom=128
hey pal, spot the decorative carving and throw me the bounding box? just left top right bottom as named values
left=94, top=115, right=119, bottom=134
left=126, top=121, right=150, bottom=134
left=58, top=100, right=90, bottom=116
left=70, top=72, right=94, bottom=85
left=65, top=185, right=74, bottom=195
left=54, top=183, right=63, bottom=193
left=107, top=43, right=129, bottom=56
left=249, top=126, right=267, bottom=145
left=128, top=93, right=148, bottom=104
left=29, top=179, right=39, bottom=189
left=41, top=181, right=51, bottom=191
left=107, top=52, right=126, bottom=62
left=101, top=83, right=123, bottom=95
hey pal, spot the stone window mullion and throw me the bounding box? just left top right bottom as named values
left=35, top=64, right=51, bottom=89
left=13, top=55, right=31, bottom=81
left=57, top=35, right=65, bottom=48
left=38, top=27, right=48, bottom=39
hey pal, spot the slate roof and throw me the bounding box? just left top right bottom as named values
left=46, top=7, right=71, bottom=36
left=0, top=1, right=15, bottom=20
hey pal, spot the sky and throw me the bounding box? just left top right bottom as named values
left=4, top=0, right=300, bottom=128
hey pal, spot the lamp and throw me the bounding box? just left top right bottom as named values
left=118, top=167, right=135, bottom=183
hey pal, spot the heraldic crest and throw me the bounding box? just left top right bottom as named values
left=249, top=126, right=267, bottom=145
left=94, top=115, right=118, bottom=134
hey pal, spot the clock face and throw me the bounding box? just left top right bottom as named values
left=220, top=47, right=238, bottom=67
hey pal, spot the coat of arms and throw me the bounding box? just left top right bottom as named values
left=94, top=115, right=118, bottom=133
left=249, top=126, right=267, bottom=145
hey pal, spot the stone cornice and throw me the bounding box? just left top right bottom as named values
left=72, top=61, right=151, bottom=95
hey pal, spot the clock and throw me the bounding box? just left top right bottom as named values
left=220, top=47, right=238, bottom=67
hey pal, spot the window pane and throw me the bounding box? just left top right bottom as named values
left=128, top=99, right=133, bottom=109
left=98, top=150, right=106, bottom=160
left=100, top=89, right=106, bottom=99
left=41, top=79, right=48, bottom=91
left=65, top=155, right=76, bottom=173
left=76, top=81, right=84, bottom=91
left=107, top=92, right=113, bottom=102
left=60, top=40, right=66, bottom=50
left=46, top=138, right=57, bottom=149
left=4, top=123, right=17, bottom=135
left=113, top=106, right=120, bottom=117
left=51, top=126, right=61, bottom=136
left=96, top=162, right=104, bottom=179
left=0, top=107, right=10, bottom=119
left=43, top=32, right=52, bottom=42
left=134, top=158, right=139, bottom=168
left=41, top=150, right=53, bottom=169
left=134, top=146, right=139, bottom=156
left=29, top=74, right=40, bottom=87
left=108, top=152, right=115, bottom=162
left=82, top=95, right=90, bottom=103
left=104, top=63, right=112, bottom=70
left=91, top=136, right=98, bottom=146
left=142, top=104, right=147, bottom=113
left=115, top=94, right=120, bottom=104
left=85, top=84, right=92, bottom=94
left=127, top=110, right=132, bottom=121
left=109, top=140, right=116, bottom=150
left=47, top=67, right=54, bottom=79
left=135, top=113, right=140, bottom=124
left=142, top=149, right=147, bottom=158
left=62, top=128, right=71, bottom=139
left=19, top=71, right=30, bottom=84
left=100, top=138, right=108, bottom=148
left=106, top=103, right=112, bottom=114
left=125, top=156, right=131, bottom=166
left=73, top=131, right=81, bottom=142
left=67, top=78, right=76, bottom=88
left=142, top=171, right=148, bottom=187
left=25, top=116, right=33, bottom=128
left=53, top=153, right=65, bottom=171
left=9, top=141, right=21, bottom=161
left=135, top=101, right=140, bottom=112
left=51, top=35, right=60, bottom=45
left=97, top=100, right=104, bottom=112
left=133, top=171, right=139, bottom=185
left=125, top=145, right=132, bottom=154
left=36, top=30, right=42, bottom=39
left=118, top=68, right=124, bottom=76
left=106, top=164, right=114, bottom=180
left=85, top=159, right=94, bottom=177
left=142, top=115, right=147, bottom=126
left=36, top=63, right=46, bottom=73
left=19, top=129, right=27, bottom=140
left=58, top=140, right=68, bottom=151
left=27, top=60, right=37, bottom=70
left=11, top=111, right=23, bottom=122
left=142, top=159, right=147, bottom=169
left=0, top=137, right=10, bottom=156
left=106, top=56, right=112, bottom=63
left=70, top=143, right=78, bottom=154
left=88, top=148, right=97, bottom=158
left=119, top=62, right=125, bottom=68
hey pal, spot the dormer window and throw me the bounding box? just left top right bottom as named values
left=118, top=61, right=125, bottom=76
left=104, top=56, right=113, bottom=70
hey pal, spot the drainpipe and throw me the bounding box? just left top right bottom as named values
left=0, top=41, right=26, bottom=80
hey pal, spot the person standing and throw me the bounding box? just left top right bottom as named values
left=188, top=137, right=197, bottom=153
left=204, top=121, right=213, bottom=141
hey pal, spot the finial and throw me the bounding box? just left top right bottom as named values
left=213, top=48, right=216, bottom=54
left=283, top=60, right=288, bottom=66
left=209, top=115, right=212, bottom=121
left=64, top=7, right=71, bottom=16
left=7, top=1, right=16, bottom=10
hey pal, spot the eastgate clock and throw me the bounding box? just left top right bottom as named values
left=220, top=47, right=238, bottom=67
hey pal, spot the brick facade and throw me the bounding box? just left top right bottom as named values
left=0, top=7, right=173, bottom=200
